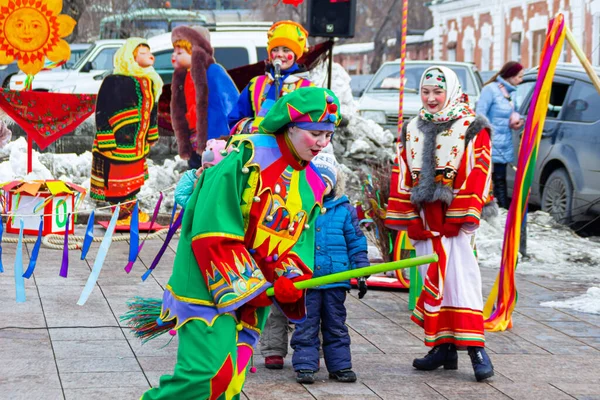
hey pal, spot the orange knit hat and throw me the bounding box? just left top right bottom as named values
left=267, top=20, right=309, bottom=61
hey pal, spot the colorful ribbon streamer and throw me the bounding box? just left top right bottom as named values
left=80, top=210, right=95, bottom=260
left=141, top=207, right=183, bottom=282
left=59, top=214, right=71, bottom=278
left=14, top=219, right=26, bottom=303
left=484, top=14, right=566, bottom=331
left=23, top=216, right=44, bottom=279
left=128, top=202, right=140, bottom=266
left=124, top=193, right=163, bottom=273
left=77, top=205, right=120, bottom=306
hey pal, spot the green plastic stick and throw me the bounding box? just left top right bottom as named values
left=266, top=253, right=437, bottom=296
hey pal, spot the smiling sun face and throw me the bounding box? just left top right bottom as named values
left=0, top=0, right=76, bottom=76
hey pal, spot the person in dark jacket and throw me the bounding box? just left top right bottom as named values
left=291, top=152, right=369, bottom=385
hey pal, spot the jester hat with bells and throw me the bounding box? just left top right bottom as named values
left=258, top=87, right=341, bottom=135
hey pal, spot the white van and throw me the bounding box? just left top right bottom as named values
left=10, top=22, right=271, bottom=93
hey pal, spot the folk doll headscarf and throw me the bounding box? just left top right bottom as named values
left=418, top=66, right=474, bottom=123
left=113, top=37, right=163, bottom=100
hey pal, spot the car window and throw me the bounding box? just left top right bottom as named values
left=562, top=81, right=600, bottom=123
left=546, top=82, right=570, bottom=119
left=367, top=64, right=477, bottom=95
left=521, top=81, right=569, bottom=119
left=214, top=47, right=249, bottom=70
left=72, top=44, right=96, bottom=70
left=515, top=80, right=535, bottom=110
left=257, top=47, right=268, bottom=62
left=64, top=49, right=88, bottom=69
left=153, top=50, right=173, bottom=71
left=91, top=48, right=118, bottom=70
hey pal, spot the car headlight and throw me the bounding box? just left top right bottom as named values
left=359, top=110, right=387, bottom=124
left=52, top=85, right=76, bottom=93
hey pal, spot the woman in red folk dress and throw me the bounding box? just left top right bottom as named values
left=385, top=66, right=496, bottom=382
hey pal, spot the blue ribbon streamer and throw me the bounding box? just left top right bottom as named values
left=80, top=210, right=95, bottom=260
left=124, top=193, right=163, bottom=273
left=77, top=205, right=120, bottom=306
left=14, top=219, right=26, bottom=303
left=0, top=217, right=4, bottom=273
left=141, top=207, right=184, bottom=282
left=23, top=216, right=44, bottom=279
left=128, top=202, right=139, bottom=264
left=59, top=213, right=70, bottom=278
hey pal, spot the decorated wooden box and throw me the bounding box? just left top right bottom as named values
left=1, top=180, right=86, bottom=236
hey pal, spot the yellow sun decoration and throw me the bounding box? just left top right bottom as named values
left=0, top=0, right=76, bottom=76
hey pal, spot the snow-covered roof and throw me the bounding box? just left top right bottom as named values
left=333, top=42, right=374, bottom=55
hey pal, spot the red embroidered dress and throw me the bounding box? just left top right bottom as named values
left=386, top=116, right=493, bottom=348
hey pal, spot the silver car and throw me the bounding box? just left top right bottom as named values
left=357, top=60, right=483, bottom=133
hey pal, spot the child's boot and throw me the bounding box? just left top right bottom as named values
left=412, top=343, right=458, bottom=371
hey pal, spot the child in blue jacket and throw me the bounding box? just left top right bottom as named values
left=291, top=153, right=370, bottom=384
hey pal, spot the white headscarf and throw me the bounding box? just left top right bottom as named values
left=418, top=66, right=474, bottom=123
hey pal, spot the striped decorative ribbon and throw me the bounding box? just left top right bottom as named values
left=484, top=14, right=566, bottom=331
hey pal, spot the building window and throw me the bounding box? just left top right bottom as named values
left=511, top=32, right=521, bottom=60
left=464, top=40, right=474, bottom=63
left=531, top=29, right=545, bottom=67
left=447, top=41, right=457, bottom=62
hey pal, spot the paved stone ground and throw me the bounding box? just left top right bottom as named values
left=1, top=227, right=599, bottom=400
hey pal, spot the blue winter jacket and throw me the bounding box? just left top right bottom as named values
left=475, top=76, right=519, bottom=164
left=313, top=194, right=370, bottom=289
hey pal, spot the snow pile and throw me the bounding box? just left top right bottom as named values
left=309, top=62, right=395, bottom=164
left=541, top=287, right=600, bottom=315
left=477, top=209, right=600, bottom=284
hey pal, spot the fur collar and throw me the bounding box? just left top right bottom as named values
left=407, top=115, right=491, bottom=207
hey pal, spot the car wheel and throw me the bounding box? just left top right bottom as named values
left=541, top=168, right=573, bottom=224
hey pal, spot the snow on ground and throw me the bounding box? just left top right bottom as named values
left=541, top=287, right=600, bottom=315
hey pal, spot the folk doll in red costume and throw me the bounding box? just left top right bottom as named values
left=90, top=38, right=163, bottom=223
left=171, top=26, right=239, bottom=169
left=385, top=66, right=496, bottom=382
left=129, top=87, right=341, bottom=400
left=228, top=20, right=313, bottom=135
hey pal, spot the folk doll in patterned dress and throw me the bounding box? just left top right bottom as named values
left=90, top=38, right=163, bottom=223
left=228, top=20, right=313, bottom=135
left=134, top=87, right=341, bottom=400
left=385, top=66, right=496, bottom=382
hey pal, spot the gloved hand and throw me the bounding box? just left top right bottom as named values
left=406, top=220, right=434, bottom=241
left=273, top=276, right=303, bottom=304
left=442, top=222, right=462, bottom=237
left=357, top=277, right=368, bottom=299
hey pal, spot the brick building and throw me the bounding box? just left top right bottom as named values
left=428, top=0, right=599, bottom=71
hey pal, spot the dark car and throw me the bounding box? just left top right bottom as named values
left=507, top=63, right=600, bottom=224
left=0, top=43, right=90, bottom=88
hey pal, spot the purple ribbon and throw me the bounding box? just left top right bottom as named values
left=23, top=216, right=43, bottom=279
left=141, top=207, right=184, bottom=281
left=80, top=210, right=95, bottom=260
left=124, top=193, right=163, bottom=273
left=59, top=213, right=70, bottom=278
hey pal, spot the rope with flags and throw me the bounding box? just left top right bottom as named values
left=483, top=14, right=566, bottom=331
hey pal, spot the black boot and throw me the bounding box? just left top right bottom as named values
left=468, top=347, right=494, bottom=381
left=412, top=344, right=458, bottom=371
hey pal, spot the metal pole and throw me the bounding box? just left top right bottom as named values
left=327, top=38, right=334, bottom=89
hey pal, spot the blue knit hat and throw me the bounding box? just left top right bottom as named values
left=312, top=153, right=338, bottom=187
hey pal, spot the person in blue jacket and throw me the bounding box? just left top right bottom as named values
left=475, top=61, right=524, bottom=208
left=291, top=152, right=369, bottom=385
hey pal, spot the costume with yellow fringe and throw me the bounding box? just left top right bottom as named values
left=228, top=21, right=313, bottom=134
left=90, top=38, right=163, bottom=219
left=123, top=88, right=341, bottom=400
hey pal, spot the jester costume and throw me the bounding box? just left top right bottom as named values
left=228, top=21, right=313, bottom=135
left=90, top=38, right=163, bottom=218
left=385, top=66, right=495, bottom=380
left=134, top=87, right=341, bottom=400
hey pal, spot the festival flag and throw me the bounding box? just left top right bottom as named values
left=128, top=202, right=140, bottom=266
left=141, top=206, right=183, bottom=281
left=125, top=193, right=163, bottom=273
left=484, top=14, right=566, bottom=331
left=59, top=214, right=71, bottom=278
left=15, top=219, right=26, bottom=302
